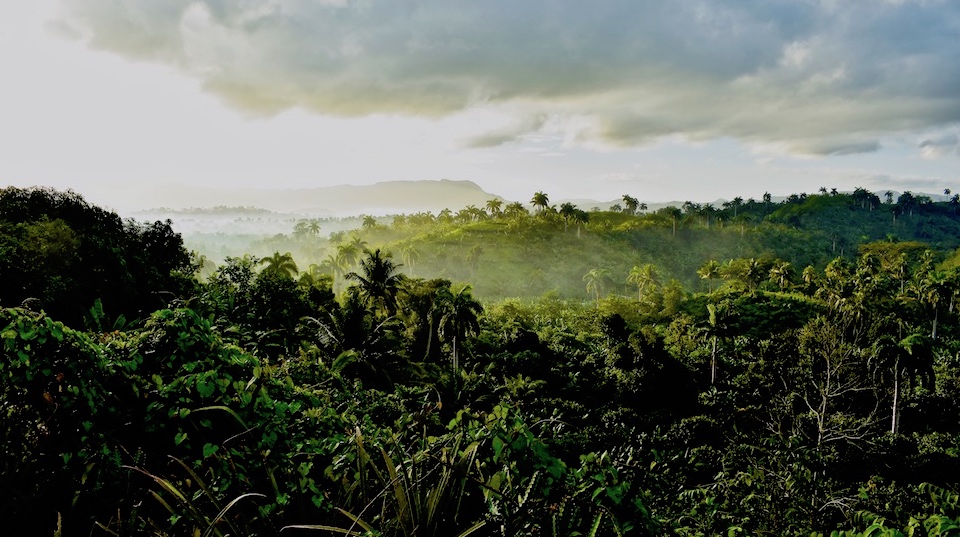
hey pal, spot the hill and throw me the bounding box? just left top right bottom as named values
left=115, top=179, right=502, bottom=215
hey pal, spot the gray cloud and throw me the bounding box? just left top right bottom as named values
left=55, top=0, right=960, bottom=153
left=919, top=132, right=959, bottom=158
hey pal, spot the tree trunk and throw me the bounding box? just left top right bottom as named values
left=711, top=335, right=717, bottom=385
left=932, top=308, right=939, bottom=340
left=891, top=359, right=900, bottom=435
left=452, top=334, right=458, bottom=397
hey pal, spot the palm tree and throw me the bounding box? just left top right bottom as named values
left=485, top=198, right=503, bottom=216
left=298, top=263, right=328, bottom=288
left=307, top=219, right=322, bottom=236
left=399, top=243, right=421, bottom=277
left=259, top=251, right=298, bottom=278
left=559, top=202, right=577, bottom=232
left=697, top=260, right=721, bottom=292
left=530, top=191, right=550, bottom=213
left=706, top=301, right=732, bottom=385
left=434, top=285, right=483, bottom=392
left=663, top=206, right=682, bottom=235
left=361, top=215, right=378, bottom=229
left=626, top=264, right=658, bottom=302
left=621, top=195, right=639, bottom=215
left=504, top=202, right=527, bottom=219
left=583, top=268, right=612, bottom=305
left=741, top=258, right=766, bottom=292
left=336, top=243, right=361, bottom=273
left=346, top=249, right=406, bottom=317
left=438, top=208, right=454, bottom=224
left=572, top=209, right=589, bottom=238
left=730, top=197, right=743, bottom=217
left=769, top=261, right=793, bottom=291
left=319, top=253, right=344, bottom=291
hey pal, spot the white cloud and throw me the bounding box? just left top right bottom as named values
left=51, top=1, right=960, bottom=155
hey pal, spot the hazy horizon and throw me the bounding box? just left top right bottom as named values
left=2, top=1, right=959, bottom=210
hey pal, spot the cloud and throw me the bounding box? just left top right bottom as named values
left=464, top=114, right=548, bottom=148
left=919, top=132, right=959, bottom=158
left=54, top=0, right=960, bottom=154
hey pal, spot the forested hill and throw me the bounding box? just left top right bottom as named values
left=6, top=185, right=960, bottom=536
left=238, top=188, right=960, bottom=301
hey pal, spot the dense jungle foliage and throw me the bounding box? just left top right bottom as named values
left=4, top=185, right=960, bottom=536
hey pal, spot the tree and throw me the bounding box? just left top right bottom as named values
left=897, top=191, right=917, bottom=217
left=626, top=264, right=658, bottom=302
left=485, top=198, right=503, bottom=216
left=0, top=187, right=193, bottom=326
left=797, top=315, right=876, bottom=448
left=572, top=209, right=589, bottom=238
left=434, top=285, right=483, bottom=393
left=346, top=249, right=405, bottom=317
left=399, top=244, right=422, bottom=277
left=621, top=195, right=639, bottom=215
left=559, top=202, right=577, bottom=232
left=531, top=191, right=550, bottom=213
left=336, top=240, right=367, bottom=273
left=706, top=301, right=733, bottom=385
left=697, top=260, right=721, bottom=292
left=259, top=252, right=298, bottom=278
left=662, top=206, right=683, bottom=235
left=741, top=258, right=767, bottom=292
left=769, top=261, right=793, bottom=291
left=503, top=201, right=530, bottom=219
left=583, top=268, right=613, bottom=305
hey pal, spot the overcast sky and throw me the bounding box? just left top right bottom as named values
left=1, top=0, right=959, bottom=209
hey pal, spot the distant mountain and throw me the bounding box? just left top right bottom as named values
left=128, top=179, right=503, bottom=216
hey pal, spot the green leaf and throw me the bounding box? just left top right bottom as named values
left=202, top=443, right=219, bottom=458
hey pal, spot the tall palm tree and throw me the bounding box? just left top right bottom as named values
left=559, top=202, right=577, bottom=232
left=485, top=198, right=503, bottom=216
left=769, top=261, right=794, bottom=291
left=319, top=253, right=344, bottom=287
left=259, top=251, right=298, bottom=278
left=583, top=268, right=612, bottom=305
left=530, top=191, right=550, bottom=213
left=621, top=195, right=639, bottom=215
left=346, top=249, right=405, bottom=317
left=307, top=220, right=322, bottom=236
left=434, top=285, right=483, bottom=391
left=572, top=209, right=589, bottom=238
left=697, top=260, right=721, bottom=292
left=741, top=258, right=766, bottom=292
left=399, top=243, right=421, bottom=277
left=626, top=264, right=658, bottom=302
left=337, top=238, right=368, bottom=274
left=706, top=301, right=732, bottom=385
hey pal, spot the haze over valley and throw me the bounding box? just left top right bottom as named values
left=4, top=2, right=960, bottom=535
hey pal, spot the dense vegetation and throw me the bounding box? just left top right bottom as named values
left=216, top=188, right=960, bottom=301
left=4, top=185, right=960, bottom=536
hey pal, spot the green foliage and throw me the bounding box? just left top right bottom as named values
left=7, top=188, right=960, bottom=535
left=0, top=187, right=195, bottom=326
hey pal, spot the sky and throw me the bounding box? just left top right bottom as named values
left=1, top=0, right=959, bottom=210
